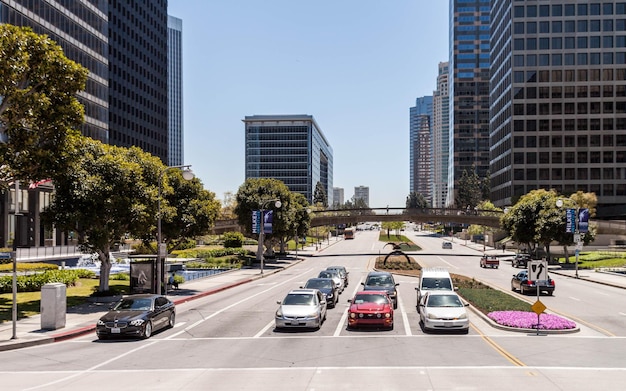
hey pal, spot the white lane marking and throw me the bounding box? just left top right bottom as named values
left=569, top=297, right=581, bottom=301
left=437, top=256, right=458, bottom=269
left=254, top=320, right=276, bottom=338
left=619, top=312, right=626, bottom=316
left=334, top=278, right=364, bottom=336
left=398, top=294, right=412, bottom=336
left=173, top=322, right=187, bottom=329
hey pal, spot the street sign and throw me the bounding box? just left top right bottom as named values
left=0, top=252, right=12, bottom=259
left=566, top=208, right=576, bottom=233
left=531, top=299, right=546, bottom=315
left=251, top=210, right=260, bottom=234
left=528, top=260, right=548, bottom=281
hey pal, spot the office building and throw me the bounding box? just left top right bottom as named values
left=409, top=96, right=433, bottom=205
left=108, top=0, right=169, bottom=163
left=333, top=187, right=344, bottom=207
left=354, top=186, right=370, bottom=207
left=490, top=0, right=626, bottom=217
left=168, top=15, right=184, bottom=166
left=447, top=0, right=492, bottom=207
left=432, top=62, right=450, bottom=208
left=243, top=115, right=334, bottom=205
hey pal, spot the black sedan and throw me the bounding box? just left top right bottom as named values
left=511, top=270, right=555, bottom=295
left=96, top=294, right=175, bottom=340
left=301, top=278, right=338, bottom=308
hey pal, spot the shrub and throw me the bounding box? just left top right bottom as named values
left=0, top=270, right=81, bottom=293
left=110, top=272, right=130, bottom=280
left=223, top=232, right=244, bottom=248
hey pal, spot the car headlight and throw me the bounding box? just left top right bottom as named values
left=97, top=319, right=105, bottom=326
left=349, top=312, right=356, bottom=319
left=457, top=313, right=467, bottom=319
left=308, top=312, right=319, bottom=319
left=129, top=319, right=145, bottom=326
left=276, top=309, right=283, bottom=317
left=427, top=313, right=440, bottom=320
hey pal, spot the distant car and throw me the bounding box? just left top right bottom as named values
left=361, top=271, right=399, bottom=309
left=318, top=270, right=344, bottom=293
left=326, top=266, right=349, bottom=287
left=275, top=289, right=327, bottom=330
left=511, top=269, right=555, bottom=295
left=480, top=255, right=500, bottom=269
left=512, top=253, right=531, bottom=268
left=419, top=291, right=469, bottom=333
left=301, top=278, right=338, bottom=308
left=442, top=241, right=453, bottom=249
left=96, top=294, right=175, bottom=340
left=347, top=290, right=394, bottom=330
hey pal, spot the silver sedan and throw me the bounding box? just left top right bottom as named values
left=275, top=289, right=327, bottom=330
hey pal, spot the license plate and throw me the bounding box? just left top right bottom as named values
left=111, top=328, right=121, bottom=333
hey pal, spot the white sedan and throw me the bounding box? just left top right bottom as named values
left=419, top=291, right=469, bottom=334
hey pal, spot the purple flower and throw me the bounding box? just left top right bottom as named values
left=487, top=311, right=576, bottom=330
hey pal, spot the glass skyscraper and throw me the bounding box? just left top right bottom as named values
left=168, top=15, right=184, bottom=167
left=410, top=96, right=433, bottom=205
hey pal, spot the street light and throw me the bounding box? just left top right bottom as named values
left=157, top=165, right=194, bottom=294
left=257, top=199, right=281, bottom=275
left=556, top=198, right=583, bottom=279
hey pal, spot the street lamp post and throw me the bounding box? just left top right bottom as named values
left=157, top=165, right=194, bottom=295
left=257, top=199, right=281, bottom=275
left=556, top=199, right=582, bottom=279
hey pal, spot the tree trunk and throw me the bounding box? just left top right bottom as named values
left=97, top=249, right=111, bottom=292
left=563, top=245, right=571, bottom=263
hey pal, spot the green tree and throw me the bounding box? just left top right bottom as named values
left=234, top=178, right=292, bottom=260
left=406, top=192, right=429, bottom=209
left=0, top=25, right=88, bottom=185
left=42, top=137, right=162, bottom=291
left=313, top=181, right=327, bottom=207
left=455, top=166, right=482, bottom=209
left=553, top=191, right=598, bottom=262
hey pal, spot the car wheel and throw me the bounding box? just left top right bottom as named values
left=547, top=290, right=554, bottom=296
left=389, top=323, right=394, bottom=331
left=97, top=334, right=108, bottom=341
left=168, top=312, right=176, bottom=328
left=393, top=301, right=398, bottom=310
left=142, top=321, right=153, bottom=339
left=520, top=285, right=526, bottom=295
left=462, top=328, right=469, bottom=335
left=511, top=284, right=516, bottom=291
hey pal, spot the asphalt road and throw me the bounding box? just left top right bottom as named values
left=2, top=229, right=626, bottom=390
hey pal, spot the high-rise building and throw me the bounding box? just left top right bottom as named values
left=243, top=115, right=334, bottom=205
left=168, top=15, right=184, bottom=167
left=354, top=186, right=370, bottom=207
left=108, top=0, right=169, bottom=163
left=490, top=0, right=626, bottom=218
left=432, top=62, right=450, bottom=208
left=333, top=187, right=344, bottom=207
left=447, top=0, right=491, bottom=207
left=410, top=96, right=433, bottom=205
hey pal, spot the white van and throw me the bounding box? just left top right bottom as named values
left=415, top=267, right=455, bottom=309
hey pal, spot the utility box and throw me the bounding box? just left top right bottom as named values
left=40, top=283, right=67, bottom=330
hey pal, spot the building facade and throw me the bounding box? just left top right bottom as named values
left=333, top=187, right=344, bottom=207
left=432, top=62, right=450, bottom=208
left=354, top=186, right=370, bottom=207
left=490, top=0, right=626, bottom=218
left=409, top=96, right=433, bottom=205
left=243, top=115, right=334, bottom=205
left=447, top=0, right=492, bottom=207
left=168, top=15, right=184, bottom=166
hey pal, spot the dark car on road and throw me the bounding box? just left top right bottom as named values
left=512, top=253, right=531, bottom=268
left=361, top=271, right=399, bottom=309
left=326, top=266, right=349, bottom=287
left=302, top=277, right=338, bottom=308
left=511, top=270, right=555, bottom=295
left=96, top=294, right=175, bottom=340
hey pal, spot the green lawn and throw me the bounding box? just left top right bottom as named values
left=0, top=278, right=129, bottom=323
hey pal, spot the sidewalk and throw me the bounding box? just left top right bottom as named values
left=0, top=244, right=323, bottom=352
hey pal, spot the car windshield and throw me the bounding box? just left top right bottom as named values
left=353, top=294, right=388, bottom=304
left=318, top=271, right=333, bottom=279
left=283, top=294, right=315, bottom=306
left=305, top=280, right=332, bottom=289
left=114, top=298, right=152, bottom=311
left=421, top=277, right=452, bottom=290
left=426, top=295, right=463, bottom=307
left=366, top=275, right=393, bottom=286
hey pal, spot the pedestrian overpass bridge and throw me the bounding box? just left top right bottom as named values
left=211, top=206, right=626, bottom=235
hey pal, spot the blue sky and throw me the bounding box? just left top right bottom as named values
left=167, top=0, right=449, bottom=208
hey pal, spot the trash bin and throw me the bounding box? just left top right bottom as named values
left=41, top=283, right=67, bottom=330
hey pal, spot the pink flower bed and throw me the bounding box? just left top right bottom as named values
left=487, top=311, right=576, bottom=330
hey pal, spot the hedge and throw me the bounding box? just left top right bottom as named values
left=0, top=270, right=85, bottom=293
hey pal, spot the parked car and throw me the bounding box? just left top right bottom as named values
left=318, top=270, right=344, bottom=293
left=512, top=253, right=531, bottom=268
left=419, top=291, right=469, bottom=333
left=96, top=294, right=175, bottom=340
left=511, top=269, right=555, bottom=295
left=275, top=289, right=327, bottom=330
left=480, top=255, right=500, bottom=269
left=301, top=278, right=338, bottom=308
left=347, top=290, right=394, bottom=330
left=326, top=266, right=349, bottom=287
left=361, top=271, right=399, bottom=309
left=442, top=241, right=453, bottom=249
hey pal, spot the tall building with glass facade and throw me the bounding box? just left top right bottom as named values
left=168, top=15, right=184, bottom=166
left=409, top=96, right=433, bottom=205
left=432, top=61, right=450, bottom=208
left=490, top=1, right=626, bottom=218
left=354, top=186, right=370, bottom=207
left=243, top=115, right=334, bottom=205
left=333, top=187, right=344, bottom=207
left=447, top=0, right=492, bottom=207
